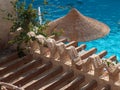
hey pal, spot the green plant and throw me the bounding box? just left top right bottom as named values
left=103, top=59, right=117, bottom=67
left=3, top=0, right=63, bottom=57
left=4, top=0, right=49, bottom=57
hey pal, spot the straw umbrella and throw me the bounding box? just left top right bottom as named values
left=47, top=8, right=110, bottom=42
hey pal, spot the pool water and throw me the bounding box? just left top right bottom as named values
left=24, top=0, right=120, bottom=61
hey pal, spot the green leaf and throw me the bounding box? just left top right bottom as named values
left=4, top=0, right=62, bottom=56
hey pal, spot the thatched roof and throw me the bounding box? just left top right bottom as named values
left=47, top=8, right=110, bottom=42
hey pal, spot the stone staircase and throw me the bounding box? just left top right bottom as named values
left=0, top=38, right=120, bottom=90
left=0, top=53, right=109, bottom=90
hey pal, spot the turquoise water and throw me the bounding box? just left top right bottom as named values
left=24, top=0, right=120, bottom=61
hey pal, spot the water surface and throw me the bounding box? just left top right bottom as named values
left=25, top=0, right=120, bottom=61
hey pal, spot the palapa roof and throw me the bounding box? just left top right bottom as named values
left=48, top=8, right=110, bottom=42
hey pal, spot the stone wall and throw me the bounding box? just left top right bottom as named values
left=0, top=0, right=14, bottom=50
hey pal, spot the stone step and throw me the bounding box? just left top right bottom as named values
left=23, top=66, right=63, bottom=90
left=13, top=61, right=52, bottom=86
left=101, top=84, right=111, bottom=90
left=43, top=70, right=74, bottom=90
left=0, top=53, right=18, bottom=67
left=60, top=75, right=85, bottom=90
left=0, top=47, right=118, bottom=90
left=0, top=60, right=35, bottom=81
left=1, top=59, right=42, bottom=82
left=0, top=55, right=32, bottom=76
left=80, top=80, right=97, bottom=90
left=38, top=71, right=64, bottom=89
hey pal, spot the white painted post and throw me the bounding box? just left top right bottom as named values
left=38, top=7, right=42, bottom=25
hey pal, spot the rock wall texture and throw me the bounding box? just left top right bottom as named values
left=0, top=0, right=14, bottom=50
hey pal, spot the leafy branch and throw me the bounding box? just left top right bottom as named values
left=3, top=0, right=63, bottom=57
